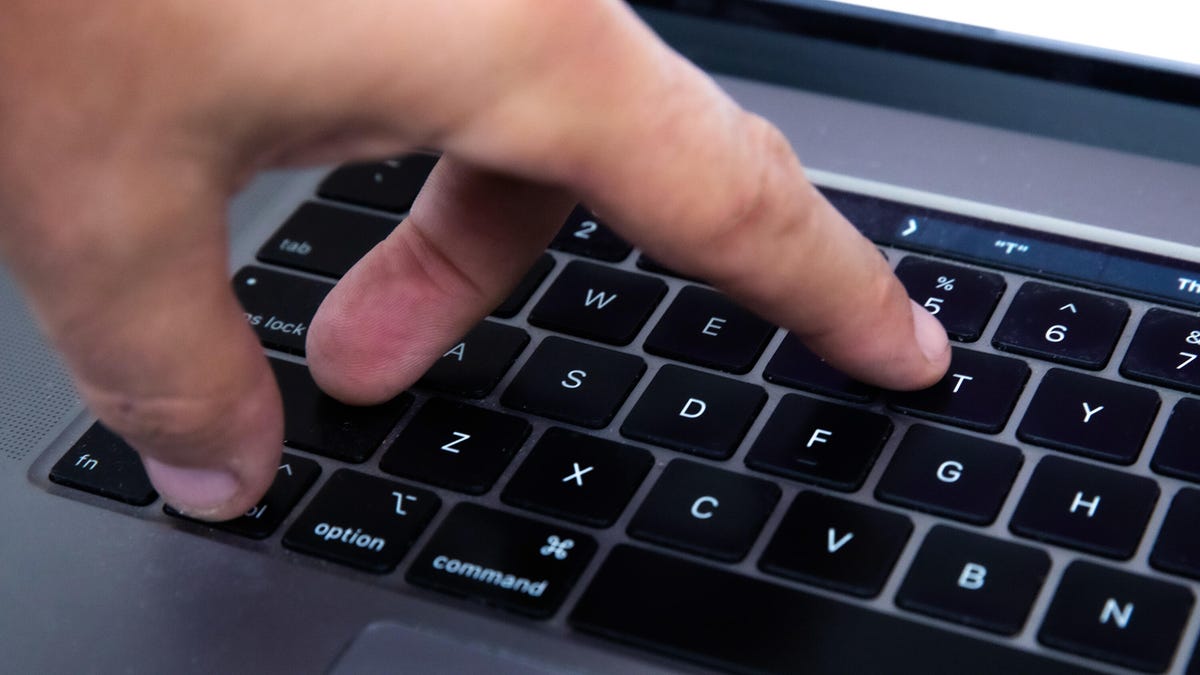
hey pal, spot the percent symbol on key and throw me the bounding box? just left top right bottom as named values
left=935, top=276, right=956, bottom=291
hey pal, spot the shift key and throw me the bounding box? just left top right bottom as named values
left=407, top=503, right=596, bottom=618
left=233, top=266, right=332, bottom=355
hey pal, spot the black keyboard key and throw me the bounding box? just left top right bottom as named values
left=418, top=321, right=529, bottom=398
left=528, top=261, right=666, bottom=345
left=643, top=286, right=774, bottom=374
left=1150, top=488, right=1200, bottom=580
left=620, top=365, right=765, bottom=460
left=167, top=454, right=320, bottom=539
left=1039, top=561, right=1193, bottom=673
left=1151, top=398, right=1200, bottom=481
left=895, top=256, right=1005, bottom=341
left=548, top=207, right=632, bottom=262
left=889, top=347, right=1029, bottom=433
left=256, top=202, right=396, bottom=279
left=379, top=398, right=530, bottom=495
left=233, top=266, right=332, bottom=355
left=491, top=253, right=554, bottom=319
left=876, top=425, right=1022, bottom=525
left=762, top=333, right=874, bottom=402
left=896, top=526, right=1050, bottom=635
left=745, top=394, right=892, bottom=491
left=500, top=337, right=645, bottom=428
left=627, top=459, right=780, bottom=562
left=283, top=469, right=440, bottom=573
left=1010, top=455, right=1159, bottom=559
left=1121, top=308, right=1200, bottom=394
left=992, top=282, right=1129, bottom=369
left=317, top=153, right=437, bottom=213
left=570, top=545, right=1092, bottom=675
left=49, top=423, right=157, bottom=506
left=1017, top=368, right=1159, bottom=465
left=501, top=427, right=653, bottom=528
left=270, top=358, right=412, bottom=463
left=760, top=491, right=912, bottom=597
left=407, top=503, right=596, bottom=618
left=636, top=255, right=703, bottom=282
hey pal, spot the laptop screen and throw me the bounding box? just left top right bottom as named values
left=832, top=0, right=1200, bottom=71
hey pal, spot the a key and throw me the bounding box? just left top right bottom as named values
left=992, top=282, right=1129, bottom=369
left=283, top=469, right=440, bottom=573
left=570, top=546, right=1092, bottom=675
left=491, top=253, right=555, bottom=319
left=759, top=491, right=912, bottom=597
left=744, top=394, right=892, bottom=491
left=762, top=333, right=874, bottom=402
left=1017, top=368, right=1159, bottom=465
left=896, top=526, right=1050, bottom=635
left=1150, top=488, right=1200, bottom=581
left=317, top=153, right=437, bottom=213
left=256, top=202, right=396, bottom=279
left=620, top=364, right=766, bottom=460
left=889, top=347, right=1029, bottom=433
left=643, top=286, right=775, bottom=374
left=49, top=423, right=157, bottom=506
left=500, top=337, right=645, bottom=428
left=627, top=459, right=780, bottom=562
left=379, top=398, right=530, bottom=495
left=501, top=427, right=653, bottom=528
left=548, top=207, right=632, bottom=262
left=270, top=358, right=412, bottom=463
left=233, top=266, right=332, bottom=355
left=1009, top=455, right=1159, bottom=559
left=528, top=261, right=666, bottom=345
left=407, top=503, right=596, bottom=618
left=895, top=256, right=1005, bottom=341
left=1151, top=398, right=1200, bottom=481
left=418, top=321, right=529, bottom=398
left=1121, top=308, right=1200, bottom=394
left=1039, top=561, right=1193, bottom=673
left=166, top=454, right=320, bottom=539
left=875, top=425, right=1023, bottom=525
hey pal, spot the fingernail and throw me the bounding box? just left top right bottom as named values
left=910, top=299, right=950, bottom=364
left=142, top=457, right=241, bottom=518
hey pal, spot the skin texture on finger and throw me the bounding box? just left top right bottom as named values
left=0, top=147, right=281, bottom=521
left=307, top=159, right=575, bottom=405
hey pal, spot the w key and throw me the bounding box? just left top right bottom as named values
left=529, top=261, right=665, bottom=345
left=889, top=348, right=1029, bottom=433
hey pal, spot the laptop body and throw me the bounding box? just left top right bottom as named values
left=5, top=1, right=1200, bottom=672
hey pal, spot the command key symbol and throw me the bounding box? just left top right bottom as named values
left=540, top=535, right=575, bottom=560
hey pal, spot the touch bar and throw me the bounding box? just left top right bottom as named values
left=823, top=188, right=1200, bottom=310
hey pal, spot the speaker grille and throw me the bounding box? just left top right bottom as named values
left=0, top=267, right=81, bottom=464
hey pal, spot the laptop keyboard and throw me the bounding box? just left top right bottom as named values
left=45, top=153, right=1200, bottom=673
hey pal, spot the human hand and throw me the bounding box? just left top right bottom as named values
left=0, top=1, right=949, bottom=520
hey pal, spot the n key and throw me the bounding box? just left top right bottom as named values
left=1039, top=561, right=1193, bottom=673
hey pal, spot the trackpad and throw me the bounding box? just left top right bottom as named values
left=328, top=621, right=561, bottom=674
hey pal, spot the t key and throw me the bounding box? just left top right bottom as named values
left=889, top=348, right=1029, bottom=433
